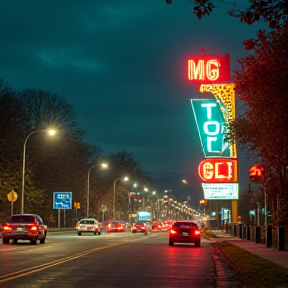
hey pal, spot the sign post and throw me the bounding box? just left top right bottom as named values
left=53, top=192, right=72, bottom=229
left=7, top=189, right=18, bottom=216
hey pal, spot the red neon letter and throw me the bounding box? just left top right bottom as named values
left=188, top=60, right=205, bottom=80
left=206, top=59, right=220, bottom=81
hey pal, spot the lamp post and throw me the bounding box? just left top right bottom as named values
left=113, top=176, right=128, bottom=220
left=87, top=163, right=108, bottom=218
left=21, top=129, right=56, bottom=214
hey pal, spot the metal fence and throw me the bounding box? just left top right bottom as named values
left=226, top=223, right=288, bottom=251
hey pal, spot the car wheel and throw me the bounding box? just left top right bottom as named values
left=40, top=237, right=46, bottom=244
left=78, top=232, right=82, bottom=236
left=2, top=237, right=9, bottom=244
left=195, top=241, right=201, bottom=247
left=98, top=231, right=101, bottom=235
left=94, top=232, right=97, bottom=235
left=169, top=240, right=174, bottom=246
left=13, top=239, right=18, bottom=244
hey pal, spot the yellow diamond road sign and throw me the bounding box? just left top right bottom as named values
left=7, top=189, right=18, bottom=202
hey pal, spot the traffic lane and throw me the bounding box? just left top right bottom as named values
left=0, top=230, right=134, bottom=276
left=1, top=232, right=215, bottom=288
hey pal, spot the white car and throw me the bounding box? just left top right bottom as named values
left=76, top=218, right=102, bottom=236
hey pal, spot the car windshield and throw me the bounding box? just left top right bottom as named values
left=11, top=216, right=35, bottom=223
left=79, top=220, right=95, bottom=225
left=174, top=222, right=198, bottom=228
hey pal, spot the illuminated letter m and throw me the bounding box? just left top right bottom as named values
left=188, top=60, right=205, bottom=80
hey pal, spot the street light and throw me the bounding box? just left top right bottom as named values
left=21, top=129, right=56, bottom=214
left=87, top=162, right=108, bottom=218
left=113, top=176, right=128, bottom=220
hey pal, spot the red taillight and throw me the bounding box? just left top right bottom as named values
left=170, top=229, right=177, bottom=234
left=195, top=230, right=201, bottom=235
left=2, top=225, right=12, bottom=231
left=29, top=225, right=38, bottom=231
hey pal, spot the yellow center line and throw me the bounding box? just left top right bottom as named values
left=0, top=242, right=124, bottom=283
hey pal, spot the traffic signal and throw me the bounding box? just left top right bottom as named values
left=74, top=202, right=80, bottom=209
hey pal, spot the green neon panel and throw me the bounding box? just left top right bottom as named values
left=191, top=99, right=230, bottom=157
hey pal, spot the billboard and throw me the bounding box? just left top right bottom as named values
left=202, top=183, right=239, bottom=200
left=53, top=192, right=72, bottom=209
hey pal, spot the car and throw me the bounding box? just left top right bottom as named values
left=169, top=220, right=201, bottom=247
left=106, top=221, right=125, bottom=232
left=131, top=221, right=148, bottom=235
left=163, top=220, right=174, bottom=231
left=151, top=222, right=163, bottom=231
left=76, top=218, right=101, bottom=236
left=1, top=214, right=47, bottom=245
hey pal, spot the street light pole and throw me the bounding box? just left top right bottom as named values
left=87, top=165, right=97, bottom=219
left=87, top=163, right=107, bottom=218
left=112, top=178, right=118, bottom=220
left=113, top=176, right=128, bottom=220
left=21, top=129, right=56, bottom=214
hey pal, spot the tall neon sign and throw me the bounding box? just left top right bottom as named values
left=188, top=53, right=239, bottom=208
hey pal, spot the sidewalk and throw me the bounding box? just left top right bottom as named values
left=210, top=230, right=288, bottom=270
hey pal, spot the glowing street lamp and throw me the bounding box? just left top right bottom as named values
left=113, top=176, right=128, bottom=220
left=21, top=129, right=56, bottom=214
left=87, top=162, right=108, bottom=218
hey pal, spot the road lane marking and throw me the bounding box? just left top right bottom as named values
left=0, top=242, right=124, bottom=283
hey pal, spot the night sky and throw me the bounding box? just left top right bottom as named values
left=0, top=0, right=267, bottom=206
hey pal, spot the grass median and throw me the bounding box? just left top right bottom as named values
left=203, top=231, right=288, bottom=288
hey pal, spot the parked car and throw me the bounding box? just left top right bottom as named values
left=76, top=218, right=101, bottom=236
left=1, top=214, right=47, bottom=245
left=169, top=220, right=201, bottom=247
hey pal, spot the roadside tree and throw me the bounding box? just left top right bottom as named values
left=0, top=81, right=30, bottom=219
left=165, top=0, right=287, bottom=28
left=232, top=22, right=288, bottom=225
left=14, top=88, right=88, bottom=225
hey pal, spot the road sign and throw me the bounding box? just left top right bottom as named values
left=53, top=192, right=72, bottom=209
left=7, top=189, right=18, bottom=202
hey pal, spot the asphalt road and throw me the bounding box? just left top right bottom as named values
left=0, top=230, right=218, bottom=288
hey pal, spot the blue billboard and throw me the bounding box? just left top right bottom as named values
left=53, top=192, right=72, bottom=210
